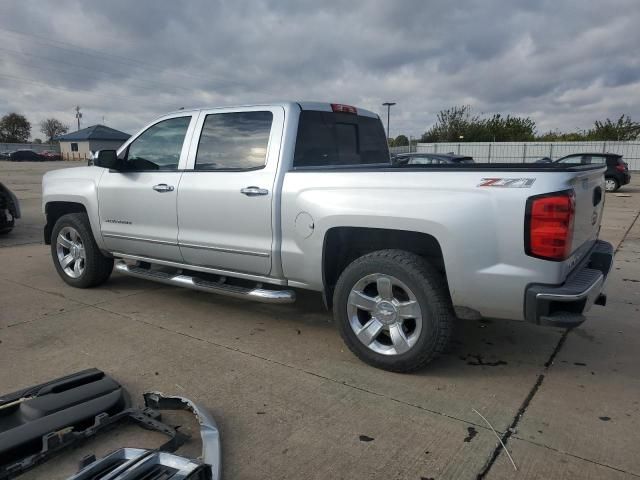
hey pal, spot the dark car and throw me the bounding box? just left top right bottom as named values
left=535, top=156, right=553, bottom=163
left=9, top=149, right=44, bottom=162
left=394, top=152, right=475, bottom=165
left=0, top=182, right=20, bottom=234
left=555, top=153, right=631, bottom=192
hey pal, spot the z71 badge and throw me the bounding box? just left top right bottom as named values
left=478, top=178, right=536, bottom=188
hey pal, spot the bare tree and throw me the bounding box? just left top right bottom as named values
left=40, top=118, right=69, bottom=143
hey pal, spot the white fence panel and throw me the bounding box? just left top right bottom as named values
left=0, top=143, right=60, bottom=153
left=416, top=141, right=640, bottom=170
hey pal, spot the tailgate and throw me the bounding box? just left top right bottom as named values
left=570, top=167, right=606, bottom=254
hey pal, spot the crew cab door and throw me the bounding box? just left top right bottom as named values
left=98, top=114, right=196, bottom=261
left=177, top=106, right=284, bottom=275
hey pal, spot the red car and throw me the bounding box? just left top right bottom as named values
left=40, top=150, right=62, bottom=161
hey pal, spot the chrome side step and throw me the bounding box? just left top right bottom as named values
left=114, top=261, right=296, bottom=304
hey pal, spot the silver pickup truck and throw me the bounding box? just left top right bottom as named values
left=42, top=102, right=613, bottom=372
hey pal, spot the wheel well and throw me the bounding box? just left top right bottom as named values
left=322, top=227, right=447, bottom=307
left=44, top=202, right=87, bottom=244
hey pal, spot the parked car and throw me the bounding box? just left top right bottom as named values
left=555, top=153, right=631, bottom=192
left=394, top=152, right=475, bottom=165
left=0, top=151, right=15, bottom=160
left=40, top=150, right=62, bottom=161
left=42, top=101, right=612, bottom=372
left=9, top=150, right=44, bottom=162
left=0, top=182, right=20, bottom=234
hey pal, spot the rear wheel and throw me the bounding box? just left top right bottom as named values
left=51, top=213, right=113, bottom=288
left=605, top=177, right=619, bottom=192
left=333, top=249, right=454, bottom=372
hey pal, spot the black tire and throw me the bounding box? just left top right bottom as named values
left=0, top=222, right=14, bottom=235
left=333, top=249, right=454, bottom=372
left=0, top=210, right=14, bottom=234
left=605, top=177, right=619, bottom=192
left=51, top=212, right=113, bottom=288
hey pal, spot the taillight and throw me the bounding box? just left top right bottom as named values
left=331, top=103, right=357, bottom=114
left=615, top=163, right=626, bottom=172
left=525, top=190, right=575, bottom=261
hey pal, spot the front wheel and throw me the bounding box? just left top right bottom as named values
left=333, top=250, right=454, bottom=372
left=51, top=213, right=113, bottom=288
left=605, top=177, right=619, bottom=192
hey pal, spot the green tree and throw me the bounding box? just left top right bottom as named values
left=587, top=115, right=640, bottom=141
left=421, top=105, right=478, bottom=142
left=40, top=118, right=69, bottom=143
left=0, top=113, right=31, bottom=143
left=394, top=134, right=409, bottom=146
left=537, top=129, right=588, bottom=142
left=421, top=106, right=536, bottom=142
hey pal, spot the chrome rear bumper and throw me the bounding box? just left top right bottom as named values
left=525, top=240, right=614, bottom=327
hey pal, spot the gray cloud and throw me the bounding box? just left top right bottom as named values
left=1, top=0, right=639, bottom=138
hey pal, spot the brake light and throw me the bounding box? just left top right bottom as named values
left=525, top=190, right=575, bottom=261
left=616, top=163, right=626, bottom=172
left=331, top=103, right=357, bottom=114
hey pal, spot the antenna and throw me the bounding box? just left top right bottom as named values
left=75, top=105, right=82, bottom=130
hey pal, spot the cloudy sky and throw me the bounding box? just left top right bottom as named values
left=1, top=0, right=639, bottom=140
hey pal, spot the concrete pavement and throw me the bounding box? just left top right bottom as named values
left=1, top=160, right=639, bottom=479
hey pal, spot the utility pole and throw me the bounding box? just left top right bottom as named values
left=75, top=106, right=82, bottom=131
left=382, top=102, right=396, bottom=142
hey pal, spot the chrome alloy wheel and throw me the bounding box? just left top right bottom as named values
left=347, top=273, right=423, bottom=356
left=605, top=178, right=617, bottom=192
left=56, top=226, right=86, bottom=278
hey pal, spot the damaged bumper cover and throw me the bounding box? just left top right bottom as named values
left=0, top=370, right=221, bottom=480
left=69, top=392, right=221, bottom=480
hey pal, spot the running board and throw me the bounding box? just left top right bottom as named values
left=114, top=261, right=296, bottom=304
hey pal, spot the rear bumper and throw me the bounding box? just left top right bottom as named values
left=524, top=240, right=614, bottom=328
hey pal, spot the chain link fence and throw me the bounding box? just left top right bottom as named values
left=410, top=141, right=640, bottom=170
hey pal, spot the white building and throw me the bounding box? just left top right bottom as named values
left=56, top=124, right=130, bottom=161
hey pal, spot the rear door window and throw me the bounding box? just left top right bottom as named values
left=293, top=111, right=388, bottom=167
left=195, top=111, right=273, bottom=170
left=588, top=155, right=607, bottom=165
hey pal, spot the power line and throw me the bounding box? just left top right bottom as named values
left=0, top=72, right=183, bottom=108
left=0, top=26, right=220, bottom=83
left=0, top=48, right=199, bottom=94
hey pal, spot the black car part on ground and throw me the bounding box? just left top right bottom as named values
left=0, top=370, right=214, bottom=479
left=0, top=182, right=20, bottom=234
left=68, top=393, right=221, bottom=480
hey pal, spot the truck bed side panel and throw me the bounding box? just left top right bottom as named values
left=280, top=169, right=600, bottom=321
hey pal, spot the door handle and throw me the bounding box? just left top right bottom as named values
left=152, top=184, right=174, bottom=192
left=240, top=186, right=269, bottom=196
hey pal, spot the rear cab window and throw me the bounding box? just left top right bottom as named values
left=293, top=110, right=389, bottom=168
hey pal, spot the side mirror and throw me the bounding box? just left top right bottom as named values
left=93, top=150, right=119, bottom=169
